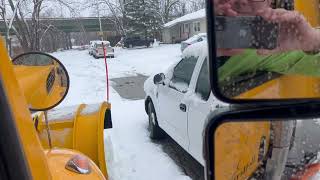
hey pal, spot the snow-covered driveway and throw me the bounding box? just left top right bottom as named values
left=51, top=45, right=192, bottom=180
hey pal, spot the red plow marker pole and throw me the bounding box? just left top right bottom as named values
left=102, top=43, right=110, bottom=102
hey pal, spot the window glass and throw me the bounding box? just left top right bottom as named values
left=196, top=58, right=210, bottom=100
left=170, top=56, right=198, bottom=93
left=194, top=22, right=201, bottom=32
left=184, top=23, right=189, bottom=33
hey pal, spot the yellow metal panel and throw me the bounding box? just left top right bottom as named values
left=36, top=102, right=110, bottom=178
left=237, top=75, right=320, bottom=99
left=45, top=149, right=106, bottom=180
left=215, top=122, right=270, bottom=180
left=98, top=102, right=110, bottom=177
left=73, top=102, right=110, bottom=178
left=14, top=65, right=67, bottom=110
left=0, top=38, right=52, bottom=179
left=36, top=111, right=74, bottom=149
left=295, top=0, right=320, bottom=27
left=73, top=104, right=99, bottom=163
left=38, top=126, right=74, bottom=150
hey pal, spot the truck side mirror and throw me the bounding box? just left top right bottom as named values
left=204, top=105, right=320, bottom=180
left=12, top=52, right=70, bottom=111
left=153, top=73, right=165, bottom=85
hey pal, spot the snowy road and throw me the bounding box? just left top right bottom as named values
left=51, top=45, right=199, bottom=180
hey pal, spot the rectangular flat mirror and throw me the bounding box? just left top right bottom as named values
left=207, top=118, right=320, bottom=180
left=208, top=0, right=320, bottom=102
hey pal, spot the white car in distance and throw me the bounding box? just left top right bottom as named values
left=92, top=41, right=115, bottom=59
left=144, top=40, right=223, bottom=166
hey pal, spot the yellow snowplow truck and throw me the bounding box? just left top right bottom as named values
left=214, top=0, right=320, bottom=180
left=0, top=41, right=112, bottom=179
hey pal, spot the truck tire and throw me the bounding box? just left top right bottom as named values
left=147, top=101, right=165, bottom=139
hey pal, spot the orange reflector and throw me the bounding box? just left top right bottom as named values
left=65, top=155, right=91, bottom=174
left=290, top=163, right=320, bottom=180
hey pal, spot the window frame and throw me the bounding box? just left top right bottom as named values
left=194, top=21, right=201, bottom=32
left=169, top=56, right=199, bottom=93
left=195, top=58, right=211, bottom=101
left=184, top=23, right=190, bottom=33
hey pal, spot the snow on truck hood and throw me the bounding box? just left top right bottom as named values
left=183, top=33, right=207, bottom=44
left=182, top=40, right=208, bottom=58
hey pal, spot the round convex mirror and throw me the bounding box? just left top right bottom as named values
left=12, top=52, right=70, bottom=111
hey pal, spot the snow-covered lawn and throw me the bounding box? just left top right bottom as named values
left=52, top=45, right=190, bottom=180
left=53, top=44, right=181, bottom=106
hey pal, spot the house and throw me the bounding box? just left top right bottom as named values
left=162, top=9, right=206, bottom=43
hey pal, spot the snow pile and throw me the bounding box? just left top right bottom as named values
left=164, top=9, right=205, bottom=28
left=152, top=39, right=160, bottom=47
left=80, top=103, right=101, bottom=115
left=314, top=119, right=320, bottom=126
left=105, top=100, right=191, bottom=180
left=47, top=105, right=78, bottom=121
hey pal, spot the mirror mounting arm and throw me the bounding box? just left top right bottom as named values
left=44, top=111, right=52, bottom=149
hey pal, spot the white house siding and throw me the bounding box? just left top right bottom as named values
left=170, top=24, right=181, bottom=43
left=162, top=24, right=180, bottom=43
left=189, top=18, right=206, bottom=37
left=162, top=18, right=206, bottom=43
left=162, top=28, right=171, bottom=43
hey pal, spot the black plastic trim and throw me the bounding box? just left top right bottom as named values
left=104, top=109, right=113, bottom=129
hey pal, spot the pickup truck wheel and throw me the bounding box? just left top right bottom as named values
left=147, top=101, right=165, bottom=139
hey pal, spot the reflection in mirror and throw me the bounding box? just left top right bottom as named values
left=212, top=0, right=320, bottom=100
left=13, top=53, right=69, bottom=111
left=214, top=119, right=320, bottom=180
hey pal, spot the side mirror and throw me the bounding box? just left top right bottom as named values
left=153, top=73, right=165, bottom=85
left=207, top=0, right=320, bottom=103
left=13, top=52, right=70, bottom=111
left=204, top=105, right=320, bottom=180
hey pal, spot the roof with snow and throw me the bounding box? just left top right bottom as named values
left=182, top=40, right=208, bottom=58
left=164, top=9, right=205, bottom=28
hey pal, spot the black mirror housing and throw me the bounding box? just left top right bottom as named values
left=153, top=73, right=165, bottom=84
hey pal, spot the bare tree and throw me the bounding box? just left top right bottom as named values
left=159, top=0, right=180, bottom=22
left=0, top=0, right=81, bottom=52
left=84, top=0, right=126, bottom=35
left=0, top=0, right=45, bottom=51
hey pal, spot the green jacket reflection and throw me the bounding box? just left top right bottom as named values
left=219, top=50, right=320, bottom=84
